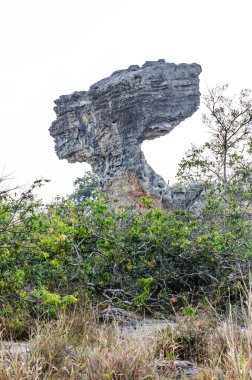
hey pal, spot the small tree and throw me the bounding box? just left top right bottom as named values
left=178, top=84, right=252, bottom=192
left=178, top=84, right=252, bottom=217
left=70, top=171, right=100, bottom=204
left=177, top=85, right=252, bottom=293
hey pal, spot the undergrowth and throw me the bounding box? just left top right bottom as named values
left=1, top=286, right=252, bottom=379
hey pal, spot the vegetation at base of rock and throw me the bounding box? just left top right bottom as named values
left=1, top=178, right=252, bottom=326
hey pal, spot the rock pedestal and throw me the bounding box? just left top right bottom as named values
left=50, top=60, right=201, bottom=207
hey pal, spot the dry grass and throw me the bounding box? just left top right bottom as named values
left=1, top=290, right=252, bottom=379
left=77, top=327, right=156, bottom=379
left=198, top=284, right=252, bottom=379
left=0, top=324, right=156, bottom=379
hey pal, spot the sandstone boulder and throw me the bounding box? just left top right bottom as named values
left=50, top=60, right=201, bottom=207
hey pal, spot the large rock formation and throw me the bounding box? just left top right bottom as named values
left=50, top=60, right=201, bottom=207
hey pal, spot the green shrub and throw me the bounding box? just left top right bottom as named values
left=1, top=176, right=252, bottom=325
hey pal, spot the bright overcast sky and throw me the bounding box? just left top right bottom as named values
left=1, top=0, right=252, bottom=201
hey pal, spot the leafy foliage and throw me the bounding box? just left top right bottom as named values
left=0, top=179, right=78, bottom=321
left=176, top=85, right=252, bottom=302
left=69, top=170, right=100, bottom=204
left=177, top=84, right=252, bottom=221
left=1, top=183, right=250, bottom=322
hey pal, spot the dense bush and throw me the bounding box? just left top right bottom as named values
left=0, top=179, right=79, bottom=323
left=1, top=181, right=251, bottom=326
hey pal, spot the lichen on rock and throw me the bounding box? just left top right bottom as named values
left=49, top=59, right=201, bottom=207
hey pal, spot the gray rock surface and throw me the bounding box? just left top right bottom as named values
left=171, top=183, right=203, bottom=209
left=50, top=60, right=201, bottom=207
left=1, top=341, right=30, bottom=358
left=98, top=307, right=137, bottom=325
left=156, top=359, right=198, bottom=379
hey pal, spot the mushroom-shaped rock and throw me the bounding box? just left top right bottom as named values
left=50, top=60, right=201, bottom=207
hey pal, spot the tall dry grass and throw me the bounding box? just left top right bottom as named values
left=198, top=283, right=252, bottom=379
left=0, top=307, right=157, bottom=380
left=1, top=288, right=252, bottom=379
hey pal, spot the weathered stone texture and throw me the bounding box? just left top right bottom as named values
left=50, top=60, right=201, bottom=207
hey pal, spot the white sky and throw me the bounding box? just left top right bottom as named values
left=1, top=0, right=252, bottom=201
